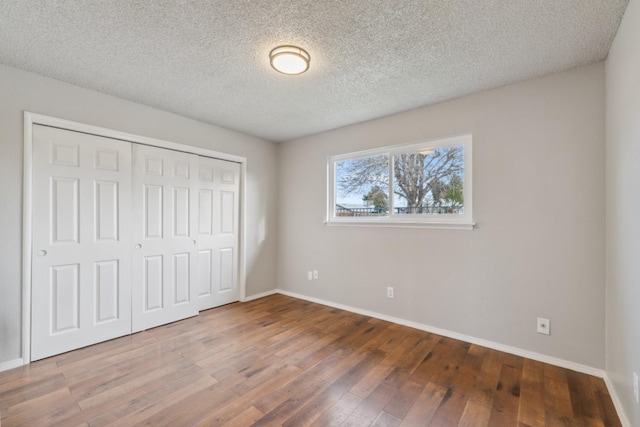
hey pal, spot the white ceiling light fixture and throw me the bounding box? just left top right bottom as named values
left=269, top=45, right=310, bottom=75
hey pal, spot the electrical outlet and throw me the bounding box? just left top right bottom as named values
left=537, top=317, right=550, bottom=335
left=307, top=271, right=313, bottom=280
left=313, top=270, right=318, bottom=280
left=386, top=287, right=395, bottom=298
left=634, top=372, right=639, bottom=404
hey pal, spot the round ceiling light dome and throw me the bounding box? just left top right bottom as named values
left=270, top=45, right=310, bottom=75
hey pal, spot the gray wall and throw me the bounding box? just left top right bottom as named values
left=278, top=63, right=606, bottom=368
left=0, top=64, right=279, bottom=365
left=606, top=0, right=640, bottom=423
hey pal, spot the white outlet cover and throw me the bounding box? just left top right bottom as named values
left=537, top=317, right=550, bottom=335
left=307, top=271, right=313, bottom=280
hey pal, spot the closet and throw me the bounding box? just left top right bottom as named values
left=30, top=124, right=240, bottom=361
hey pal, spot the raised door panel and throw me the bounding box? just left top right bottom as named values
left=198, top=250, right=213, bottom=297
left=95, top=181, right=119, bottom=242
left=220, top=191, right=235, bottom=235
left=144, top=255, right=164, bottom=311
left=198, top=190, right=213, bottom=235
left=95, top=260, right=119, bottom=323
left=95, top=148, right=119, bottom=171
left=51, top=177, right=79, bottom=244
left=174, top=187, right=190, bottom=238
left=144, top=185, right=163, bottom=239
left=51, top=264, right=80, bottom=333
left=218, top=248, right=234, bottom=292
left=173, top=253, right=190, bottom=304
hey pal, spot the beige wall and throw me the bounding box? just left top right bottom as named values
left=606, top=0, right=640, bottom=423
left=278, top=63, right=606, bottom=368
left=0, top=64, right=279, bottom=365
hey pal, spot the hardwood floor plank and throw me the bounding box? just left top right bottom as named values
left=221, top=405, right=264, bottom=426
left=252, top=361, right=332, bottom=415
left=398, top=382, right=447, bottom=426
left=0, top=373, right=68, bottom=412
left=375, top=326, right=413, bottom=355
left=0, top=295, right=621, bottom=426
left=310, top=392, right=363, bottom=427
left=350, top=361, right=397, bottom=400
left=590, top=376, right=623, bottom=427
left=459, top=400, right=491, bottom=427
left=251, top=376, right=329, bottom=426
left=53, top=364, right=212, bottom=426
left=399, top=332, right=441, bottom=375
left=0, top=386, right=73, bottom=420
left=487, top=354, right=524, bottom=426
left=281, top=350, right=386, bottom=426
left=282, top=331, right=342, bottom=367
left=2, top=401, right=82, bottom=427
left=68, top=348, right=189, bottom=401
left=517, top=358, right=546, bottom=426
left=371, top=410, right=402, bottom=427
left=457, top=347, right=504, bottom=426
left=75, top=359, right=199, bottom=410
left=428, top=343, right=485, bottom=426
left=409, top=337, right=467, bottom=387
left=59, top=339, right=170, bottom=384
left=566, top=369, right=606, bottom=426
left=342, top=382, right=397, bottom=426
left=382, top=379, right=423, bottom=419
left=193, top=364, right=302, bottom=426
left=230, top=359, right=300, bottom=396
left=0, top=359, right=60, bottom=393
left=131, top=381, right=239, bottom=426
left=101, top=375, right=219, bottom=427
left=544, top=371, right=575, bottom=426
left=351, top=333, right=437, bottom=399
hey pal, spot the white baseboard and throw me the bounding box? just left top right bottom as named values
left=0, top=358, right=24, bottom=373
left=603, top=373, right=632, bottom=427
left=242, top=289, right=279, bottom=302
left=275, top=289, right=605, bottom=378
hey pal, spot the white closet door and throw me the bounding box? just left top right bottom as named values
left=131, top=144, right=199, bottom=332
left=197, top=157, right=240, bottom=310
left=31, top=125, right=132, bottom=361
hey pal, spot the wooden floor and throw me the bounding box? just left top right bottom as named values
left=0, top=295, right=620, bottom=426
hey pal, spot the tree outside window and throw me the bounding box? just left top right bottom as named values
left=334, top=144, right=465, bottom=217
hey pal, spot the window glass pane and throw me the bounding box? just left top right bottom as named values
left=393, top=145, right=464, bottom=215
left=335, top=154, right=389, bottom=217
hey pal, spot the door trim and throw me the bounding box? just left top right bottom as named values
left=22, top=111, right=248, bottom=364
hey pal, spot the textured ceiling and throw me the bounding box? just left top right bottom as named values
left=0, top=1, right=629, bottom=142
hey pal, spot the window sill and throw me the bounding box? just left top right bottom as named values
left=324, top=220, right=475, bottom=230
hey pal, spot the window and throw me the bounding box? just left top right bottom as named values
left=327, top=134, right=473, bottom=229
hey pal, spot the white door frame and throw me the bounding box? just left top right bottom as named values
left=22, top=111, right=248, bottom=364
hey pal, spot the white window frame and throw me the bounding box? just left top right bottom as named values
left=327, top=134, right=474, bottom=229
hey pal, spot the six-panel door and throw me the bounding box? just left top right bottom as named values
left=131, top=144, right=200, bottom=332
left=31, top=125, right=133, bottom=361
left=197, top=157, right=240, bottom=310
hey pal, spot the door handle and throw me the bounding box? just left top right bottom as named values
left=192, top=240, right=197, bottom=245
left=37, top=250, right=47, bottom=257
left=135, top=244, right=142, bottom=249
